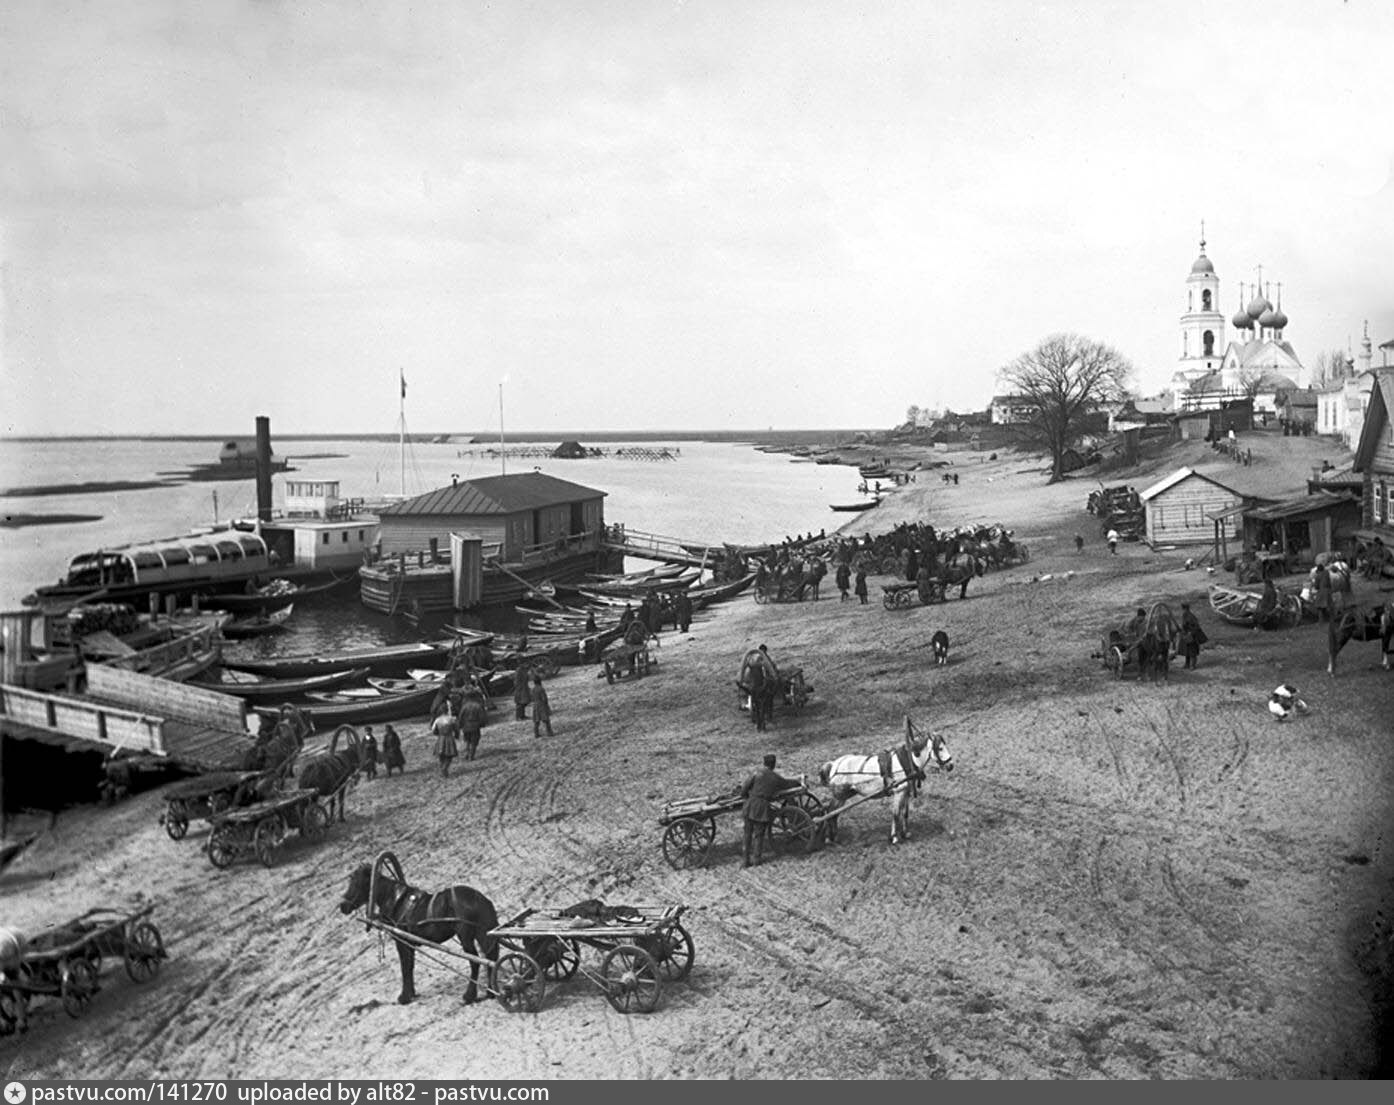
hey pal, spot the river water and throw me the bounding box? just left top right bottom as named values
left=0, top=437, right=866, bottom=652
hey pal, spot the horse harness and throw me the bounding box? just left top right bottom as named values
left=877, top=743, right=925, bottom=798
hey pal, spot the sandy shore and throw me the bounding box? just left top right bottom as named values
left=2, top=435, right=1391, bottom=1079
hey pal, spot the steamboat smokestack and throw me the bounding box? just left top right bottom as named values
left=255, top=415, right=273, bottom=523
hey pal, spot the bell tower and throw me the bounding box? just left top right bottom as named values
left=1179, top=226, right=1225, bottom=388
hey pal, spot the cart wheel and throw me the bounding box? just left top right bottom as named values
left=494, top=952, right=546, bottom=1013
left=646, top=923, right=694, bottom=982
left=60, top=957, right=99, bottom=1019
left=0, top=978, right=27, bottom=1036
left=601, top=945, right=662, bottom=1014
left=254, top=815, right=286, bottom=868
left=791, top=791, right=825, bottom=818
left=300, top=803, right=329, bottom=841
left=207, top=823, right=238, bottom=869
left=540, top=938, right=579, bottom=981
left=754, top=588, right=768, bottom=605
left=124, top=921, right=165, bottom=983
left=882, top=591, right=896, bottom=610
left=661, top=817, right=715, bottom=870
left=165, top=801, right=190, bottom=841
left=534, top=657, right=560, bottom=679
left=1109, top=646, right=1126, bottom=678
left=772, top=804, right=815, bottom=855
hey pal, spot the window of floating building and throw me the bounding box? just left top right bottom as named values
left=358, top=529, right=365, bottom=541
left=1202, top=290, right=1212, bottom=312
left=190, top=544, right=217, bottom=566
left=1203, top=331, right=1215, bottom=357
left=342, top=530, right=349, bottom=543
left=322, top=532, right=330, bottom=545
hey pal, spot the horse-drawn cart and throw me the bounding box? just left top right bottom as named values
left=159, top=767, right=289, bottom=840
left=0, top=905, right=166, bottom=1034
left=600, top=639, right=656, bottom=683
left=1098, top=602, right=1179, bottom=679
left=206, top=787, right=332, bottom=869
left=881, top=579, right=948, bottom=609
left=490, top=904, right=694, bottom=1014
left=658, top=783, right=823, bottom=868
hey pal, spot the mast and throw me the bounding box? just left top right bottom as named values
left=399, top=369, right=406, bottom=499
left=499, top=382, right=506, bottom=476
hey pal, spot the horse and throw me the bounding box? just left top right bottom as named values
left=1326, top=601, right=1394, bottom=675
left=817, top=721, right=954, bottom=845
left=339, top=854, right=499, bottom=1006
left=938, top=554, right=983, bottom=600
left=298, top=724, right=362, bottom=822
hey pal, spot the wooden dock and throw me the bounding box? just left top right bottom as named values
left=601, top=527, right=722, bottom=568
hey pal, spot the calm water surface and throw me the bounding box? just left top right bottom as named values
left=0, top=438, right=866, bottom=651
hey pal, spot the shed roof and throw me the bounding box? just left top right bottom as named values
left=1138, top=467, right=1242, bottom=502
left=379, top=472, right=606, bottom=517
left=1353, top=368, right=1394, bottom=473
left=1243, top=492, right=1358, bottom=523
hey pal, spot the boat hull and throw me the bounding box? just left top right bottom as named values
left=221, top=642, right=451, bottom=679
left=253, top=684, right=437, bottom=727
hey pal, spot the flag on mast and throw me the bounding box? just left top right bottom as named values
left=400, top=370, right=407, bottom=399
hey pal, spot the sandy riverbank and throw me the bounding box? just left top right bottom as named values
left=2, top=434, right=1391, bottom=1079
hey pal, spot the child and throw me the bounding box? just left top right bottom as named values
left=381, top=725, right=406, bottom=777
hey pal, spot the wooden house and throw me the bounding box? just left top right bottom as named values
left=1138, top=467, right=1245, bottom=547
left=359, top=472, right=613, bottom=612
left=1351, top=368, right=1394, bottom=558
left=1240, top=492, right=1361, bottom=569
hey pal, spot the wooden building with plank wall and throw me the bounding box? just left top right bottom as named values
left=1351, top=368, right=1394, bottom=569
left=1138, top=467, right=1245, bottom=547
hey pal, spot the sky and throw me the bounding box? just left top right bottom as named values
left=2, top=0, right=1392, bottom=437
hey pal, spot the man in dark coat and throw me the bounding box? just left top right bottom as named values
left=457, top=691, right=488, bottom=761
left=512, top=664, right=531, bottom=720
left=381, top=725, right=406, bottom=776
left=741, top=754, right=799, bottom=868
left=1178, top=602, right=1208, bottom=669
left=835, top=560, right=851, bottom=602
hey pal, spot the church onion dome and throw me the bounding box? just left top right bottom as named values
left=1258, top=306, right=1279, bottom=328
left=1191, top=253, right=1214, bottom=274
left=1271, top=307, right=1288, bottom=330
left=1246, top=292, right=1272, bottom=320
left=1232, top=307, right=1253, bottom=329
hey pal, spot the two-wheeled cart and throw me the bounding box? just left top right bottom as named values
left=658, top=783, right=823, bottom=868
left=490, top=904, right=694, bottom=1014
left=205, top=787, right=331, bottom=869
left=0, top=905, right=166, bottom=1035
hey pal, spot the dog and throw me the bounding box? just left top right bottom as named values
left=930, top=630, right=950, bottom=666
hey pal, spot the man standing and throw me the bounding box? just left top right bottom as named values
left=1178, top=601, right=1208, bottom=669
left=741, top=754, right=799, bottom=868
left=457, top=690, right=488, bottom=761
left=676, top=590, right=693, bottom=633
left=431, top=709, right=459, bottom=778
left=530, top=674, right=553, bottom=738
left=854, top=566, right=868, bottom=604
left=835, top=560, right=851, bottom=602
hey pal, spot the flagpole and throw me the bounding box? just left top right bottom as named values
left=399, top=369, right=406, bottom=499
left=499, top=383, right=506, bottom=476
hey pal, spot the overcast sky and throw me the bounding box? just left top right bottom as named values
left=3, top=0, right=1392, bottom=437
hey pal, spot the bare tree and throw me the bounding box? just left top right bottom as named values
left=997, top=333, right=1134, bottom=482
left=1312, top=348, right=1350, bottom=388
left=905, top=404, right=921, bottom=428
left=1237, top=365, right=1265, bottom=400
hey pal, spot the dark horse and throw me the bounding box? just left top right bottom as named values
left=939, top=554, right=984, bottom=600
left=299, top=724, right=361, bottom=822
left=339, top=855, right=499, bottom=1006
left=1327, top=601, right=1394, bottom=675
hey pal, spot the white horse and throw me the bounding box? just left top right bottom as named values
left=817, top=722, right=954, bottom=845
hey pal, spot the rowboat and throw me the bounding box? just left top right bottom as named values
left=191, top=666, right=371, bottom=703
left=222, top=641, right=452, bottom=679
left=202, top=575, right=350, bottom=614
left=686, top=571, right=757, bottom=607
left=829, top=501, right=879, bottom=513
left=220, top=604, right=294, bottom=640
left=257, top=683, right=437, bottom=726
left=1209, top=583, right=1305, bottom=628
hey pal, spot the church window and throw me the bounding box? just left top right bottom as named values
left=1202, top=290, right=1212, bottom=311
left=1188, top=291, right=1193, bottom=312
left=1182, top=333, right=1188, bottom=357
left=1203, top=331, right=1215, bottom=356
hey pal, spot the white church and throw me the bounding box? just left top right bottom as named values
left=1171, top=234, right=1309, bottom=413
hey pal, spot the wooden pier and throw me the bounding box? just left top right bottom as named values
left=601, top=526, right=721, bottom=568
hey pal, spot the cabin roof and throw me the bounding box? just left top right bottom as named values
left=379, top=471, right=607, bottom=517
left=1138, top=467, right=1242, bottom=502
left=1244, top=491, right=1358, bottom=523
